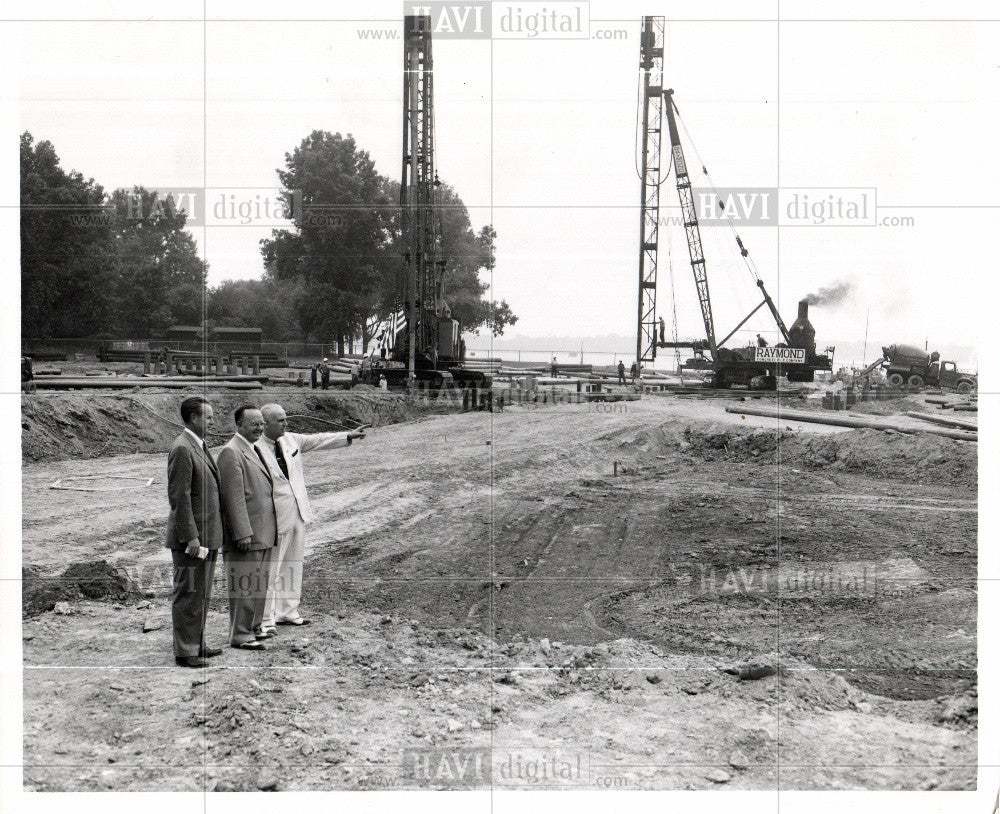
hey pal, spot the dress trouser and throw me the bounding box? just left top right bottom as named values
left=170, top=548, right=218, bottom=658
left=223, top=547, right=272, bottom=645
left=263, top=517, right=306, bottom=626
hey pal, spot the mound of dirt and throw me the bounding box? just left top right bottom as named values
left=22, top=389, right=430, bottom=464
left=628, top=422, right=976, bottom=487
left=23, top=559, right=144, bottom=616
left=783, top=429, right=976, bottom=488
left=849, top=395, right=933, bottom=416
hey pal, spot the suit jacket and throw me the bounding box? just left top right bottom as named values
left=165, top=431, right=224, bottom=550
left=217, top=434, right=278, bottom=551
left=255, top=431, right=350, bottom=524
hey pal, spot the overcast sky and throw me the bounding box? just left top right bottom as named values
left=13, top=0, right=1000, bottom=364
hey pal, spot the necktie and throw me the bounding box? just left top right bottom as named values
left=274, top=441, right=289, bottom=480
left=200, top=440, right=217, bottom=476
left=253, top=446, right=272, bottom=480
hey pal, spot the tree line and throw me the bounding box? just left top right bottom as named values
left=21, top=130, right=516, bottom=350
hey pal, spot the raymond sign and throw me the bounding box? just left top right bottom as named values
left=755, top=347, right=806, bottom=365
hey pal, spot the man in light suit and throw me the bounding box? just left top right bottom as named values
left=165, top=396, right=224, bottom=668
left=256, top=402, right=365, bottom=629
left=217, top=406, right=278, bottom=650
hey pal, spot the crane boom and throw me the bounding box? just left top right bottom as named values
left=663, top=89, right=718, bottom=359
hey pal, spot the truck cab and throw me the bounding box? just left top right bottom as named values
left=937, top=361, right=977, bottom=394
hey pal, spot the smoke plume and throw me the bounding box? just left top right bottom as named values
left=804, top=280, right=853, bottom=307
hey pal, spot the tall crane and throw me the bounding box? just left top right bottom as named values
left=634, top=16, right=832, bottom=389
left=363, top=15, right=489, bottom=399
left=634, top=16, right=665, bottom=368
left=400, top=13, right=444, bottom=383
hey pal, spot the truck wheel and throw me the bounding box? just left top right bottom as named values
left=887, top=373, right=904, bottom=387
left=957, top=381, right=974, bottom=394
left=907, top=375, right=924, bottom=389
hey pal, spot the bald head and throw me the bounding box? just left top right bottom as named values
left=260, top=403, right=287, bottom=440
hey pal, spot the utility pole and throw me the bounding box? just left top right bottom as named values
left=861, top=307, right=870, bottom=368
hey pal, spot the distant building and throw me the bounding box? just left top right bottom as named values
left=165, top=325, right=203, bottom=344
left=210, top=327, right=263, bottom=352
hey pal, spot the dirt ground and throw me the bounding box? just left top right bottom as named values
left=20, top=389, right=977, bottom=791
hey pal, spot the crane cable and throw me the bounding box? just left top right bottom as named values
left=674, top=105, right=780, bottom=344
left=665, top=214, right=682, bottom=372
left=674, top=106, right=765, bottom=287
left=672, top=104, right=777, bottom=343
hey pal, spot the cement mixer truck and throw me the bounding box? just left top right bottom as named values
left=859, top=344, right=977, bottom=393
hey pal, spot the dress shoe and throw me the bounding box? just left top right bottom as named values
left=175, top=656, right=210, bottom=668
left=199, top=646, right=223, bottom=658
left=276, top=617, right=311, bottom=626
left=255, top=628, right=277, bottom=640
left=233, top=640, right=266, bottom=650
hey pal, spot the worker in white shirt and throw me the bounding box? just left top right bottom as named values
left=254, top=403, right=365, bottom=629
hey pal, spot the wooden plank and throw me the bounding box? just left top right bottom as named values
left=906, top=411, right=978, bottom=432
left=725, top=404, right=977, bottom=442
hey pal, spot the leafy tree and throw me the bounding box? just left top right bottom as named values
left=261, top=131, right=395, bottom=354
left=263, top=130, right=517, bottom=353
left=207, top=278, right=303, bottom=341
left=381, top=184, right=516, bottom=338
left=20, top=132, right=110, bottom=338
left=103, top=187, right=207, bottom=336
left=21, top=134, right=207, bottom=339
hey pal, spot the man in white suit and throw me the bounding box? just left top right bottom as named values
left=255, top=402, right=365, bottom=629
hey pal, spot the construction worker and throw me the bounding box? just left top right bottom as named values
left=309, top=363, right=318, bottom=389
left=21, top=356, right=35, bottom=393
left=757, top=334, right=768, bottom=348
left=617, top=360, right=626, bottom=384
left=629, top=361, right=637, bottom=383
left=658, top=317, right=666, bottom=345
left=319, top=358, right=331, bottom=390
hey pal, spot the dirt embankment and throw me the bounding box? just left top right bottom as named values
left=619, top=422, right=976, bottom=488
left=21, top=388, right=431, bottom=464
left=20, top=397, right=978, bottom=791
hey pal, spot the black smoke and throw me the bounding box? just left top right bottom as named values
left=804, top=280, right=853, bottom=307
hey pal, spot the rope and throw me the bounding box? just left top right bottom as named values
left=125, top=397, right=231, bottom=440
left=284, top=413, right=367, bottom=431
left=675, top=107, right=764, bottom=285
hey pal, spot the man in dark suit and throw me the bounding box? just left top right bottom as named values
left=165, top=396, right=224, bottom=668
left=217, top=406, right=278, bottom=651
